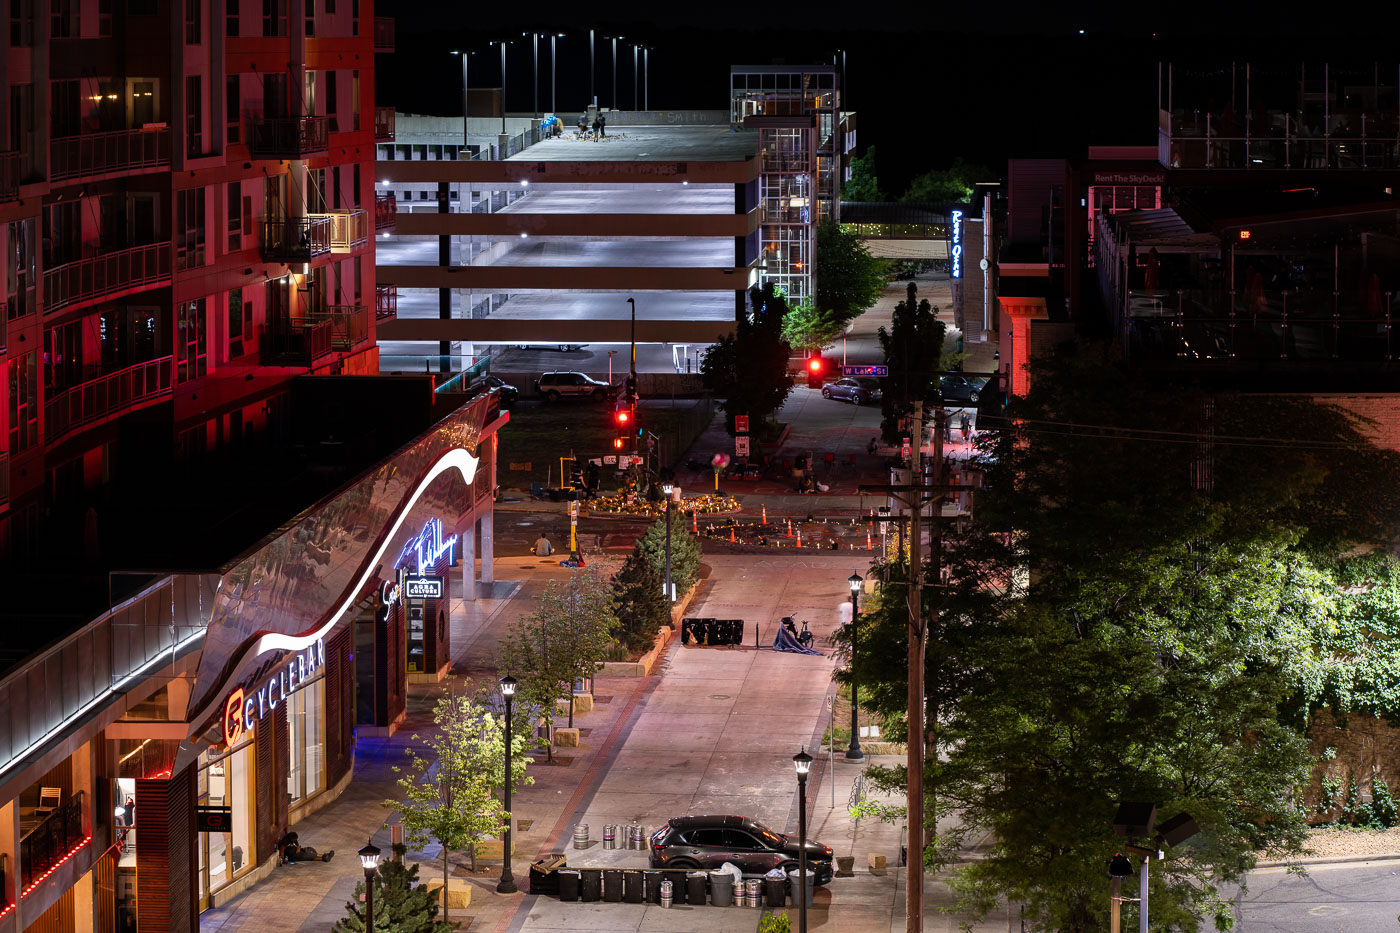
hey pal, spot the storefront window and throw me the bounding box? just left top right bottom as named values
left=287, top=671, right=326, bottom=807
left=197, top=732, right=254, bottom=899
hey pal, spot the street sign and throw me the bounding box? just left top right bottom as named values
left=404, top=575, right=444, bottom=599
left=197, top=806, right=232, bottom=833
left=736, top=436, right=750, bottom=457
left=842, top=365, right=889, bottom=378
left=569, top=500, right=580, bottom=519
left=901, top=437, right=912, bottom=459
left=735, top=415, right=750, bottom=433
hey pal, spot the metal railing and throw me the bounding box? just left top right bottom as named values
left=250, top=116, right=328, bottom=159
left=21, top=791, right=85, bottom=890
left=375, top=283, right=397, bottom=320
left=374, top=193, right=396, bottom=230
left=373, top=16, right=393, bottom=51
left=0, top=151, right=20, bottom=201
left=260, top=216, right=332, bottom=261
left=43, top=243, right=171, bottom=314
left=1162, top=108, right=1400, bottom=170
left=49, top=127, right=170, bottom=182
left=263, top=318, right=334, bottom=365
left=374, top=107, right=395, bottom=141
left=44, top=356, right=173, bottom=443
left=314, top=209, right=368, bottom=252
left=311, top=305, right=369, bottom=350
left=505, top=125, right=542, bottom=157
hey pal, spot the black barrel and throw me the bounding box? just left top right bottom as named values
left=671, top=871, right=688, bottom=904
left=644, top=871, right=664, bottom=904
left=623, top=869, right=645, bottom=903
left=687, top=872, right=708, bottom=906
left=557, top=870, right=580, bottom=902
left=603, top=869, right=623, bottom=902
left=580, top=870, right=602, bottom=902
left=764, top=875, right=788, bottom=908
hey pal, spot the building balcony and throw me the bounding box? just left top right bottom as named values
left=374, top=106, right=396, bottom=141
left=44, top=356, right=174, bottom=444
left=375, top=283, right=397, bottom=320
left=312, top=304, right=370, bottom=350
left=20, top=791, right=86, bottom=891
left=0, top=151, right=20, bottom=201
left=320, top=209, right=369, bottom=252
left=375, top=193, right=396, bottom=231
left=374, top=17, right=394, bottom=52
left=49, top=127, right=171, bottom=183
left=262, top=318, right=334, bottom=366
left=250, top=116, right=328, bottom=160
left=43, top=243, right=172, bottom=315
left=260, top=216, right=332, bottom=262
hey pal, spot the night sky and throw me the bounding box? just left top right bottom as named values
left=377, top=3, right=1400, bottom=194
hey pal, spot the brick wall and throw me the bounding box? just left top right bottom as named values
left=1305, top=708, right=1400, bottom=822
left=1317, top=395, right=1400, bottom=453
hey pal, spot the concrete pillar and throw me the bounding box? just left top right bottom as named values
left=460, top=515, right=477, bottom=600
left=73, top=864, right=94, bottom=933
left=478, top=511, right=494, bottom=585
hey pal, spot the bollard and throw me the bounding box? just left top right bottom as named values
left=660, top=878, right=673, bottom=908
left=572, top=824, right=589, bottom=849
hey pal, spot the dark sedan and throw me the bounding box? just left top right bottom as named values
left=648, top=815, right=834, bottom=884
left=471, top=375, right=518, bottom=404
left=821, top=377, right=882, bottom=405
left=939, top=374, right=988, bottom=404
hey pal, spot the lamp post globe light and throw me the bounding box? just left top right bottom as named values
left=358, top=839, right=382, bottom=933
left=793, top=749, right=813, bottom=933
left=846, top=571, right=864, bottom=761
left=497, top=675, right=519, bottom=894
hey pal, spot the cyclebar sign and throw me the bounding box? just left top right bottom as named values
left=223, top=638, right=326, bottom=746
left=950, top=209, right=963, bottom=279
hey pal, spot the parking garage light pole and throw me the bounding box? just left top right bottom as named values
left=611, top=37, right=621, bottom=111
left=644, top=47, right=650, bottom=111
left=794, top=749, right=813, bottom=933
left=493, top=40, right=508, bottom=135
left=450, top=51, right=471, bottom=153
left=632, top=43, right=639, bottom=111
left=550, top=33, right=563, bottom=115
left=589, top=29, right=595, bottom=106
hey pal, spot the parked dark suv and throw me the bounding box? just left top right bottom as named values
left=535, top=371, right=618, bottom=401
left=648, top=815, right=833, bottom=884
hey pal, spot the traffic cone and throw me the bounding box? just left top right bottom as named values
left=867, top=529, right=873, bottom=550
left=761, top=504, right=768, bottom=525
left=796, top=528, right=803, bottom=548
left=692, top=511, right=698, bottom=533
left=786, top=518, right=793, bottom=538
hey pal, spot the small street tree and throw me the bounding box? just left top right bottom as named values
left=333, top=859, right=451, bottom=933
left=385, top=688, right=532, bottom=923
left=700, top=283, right=794, bottom=436
left=840, top=146, right=883, bottom=201
left=876, top=282, right=949, bottom=444
left=637, top=512, right=702, bottom=598
left=612, top=549, right=670, bottom=653
left=815, top=218, right=887, bottom=326
left=781, top=301, right=846, bottom=357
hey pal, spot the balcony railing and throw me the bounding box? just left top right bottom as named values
left=376, top=284, right=397, bottom=320
left=43, top=243, right=171, bottom=314
left=375, top=193, right=397, bottom=231
left=49, top=127, right=170, bottom=183
left=1161, top=108, right=1400, bottom=171
left=263, top=318, right=334, bottom=366
left=0, top=151, right=20, bottom=201
left=374, top=107, right=395, bottom=141
left=373, top=16, right=394, bottom=52
left=260, top=216, right=332, bottom=262
left=44, top=356, right=173, bottom=443
left=311, top=305, right=370, bottom=350
left=20, top=791, right=85, bottom=890
left=314, top=209, right=368, bottom=252
left=250, top=116, right=328, bottom=159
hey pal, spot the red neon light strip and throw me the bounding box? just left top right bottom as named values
left=0, top=835, right=93, bottom=919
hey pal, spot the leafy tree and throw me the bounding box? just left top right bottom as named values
left=876, top=282, right=948, bottom=445
left=701, top=283, right=794, bottom=435
left=900, top=157, right=992, bottom=203
left=815, top=218, right=887, bottom=326
left=612, top=549, right=671, bottom=653
left=781, top=301, right=846, bottom=355
left=637, top=512, right=702, bottom=598
left=385, top=688, right=533, bottom=924
left=840, top=146, right=883, bottom=201
left=334, top=859, right=452, bottom=933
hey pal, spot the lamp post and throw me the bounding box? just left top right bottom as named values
left=632, top=43, right=639, bottom=110
left=588, top=28, right=595, bottom=106
left=358, top=839, right=382, bottom=933
left=450, top=50, right=471, bottom=153
left=497, top=675, right=519, bottom=893
left=661, top=483, right=676, bottom=601
left=793, top=749, right=813, bottom=933
left=523, top=31, right=539, bottom=117
left=846, top=571, right=864, bottom=760
left=610, top=36, right=621, bottom=110
left=492, top=40, right=508, bottom=134
left=643, top=46, right=650, bottom=110
left=550, top=33, right=564, bottom=115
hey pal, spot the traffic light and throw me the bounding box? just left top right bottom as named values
left=612, top=436, right=625, bottom=450
left=625, top=375, right=638, bottom=401
left=614, top=403, right=631, bottom=427
left=806, top=356, right=825, bottom=388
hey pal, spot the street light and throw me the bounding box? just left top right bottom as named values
left=522, top=32, right=540, bottom=117
left=449, top=50, right=473, bottom=153
left=793, top=749, right=813, bottom=933
left=632, top=42, right=639, bottom=110
left=497, top=675, right=519, bottom=893
left=846, top=572, right=864, bottom=760
left=491, top=40, right=509, bottom=134
left=550, top=32, right=564, bottom=115
left=661, top=483, right=678, bottom=601
left=358, top=839, right=382, bottom=933
left=609, top=36, right=622, bottom=110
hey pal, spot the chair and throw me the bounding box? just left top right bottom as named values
left=36, top=787, right=61, bottom=814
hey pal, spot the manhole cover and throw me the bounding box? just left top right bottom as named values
left=710, top=694, right=731, bottom=700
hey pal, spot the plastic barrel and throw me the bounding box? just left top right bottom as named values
left=764, top=876, right=788, bottom=908
left=603, top=869, right=623, bottom=902
left=572, top=824, right=589, bottom=849
left=787, top=869, right=816, bottom=907
left=623, top=869, right=645, bottom=903
left=557, top=870, right=580, bottom=902
left=580, top=870, right=602, bottom=902
left=686, top=872, right=708, bottom=906
left=708, top=872, right=734, bottom=907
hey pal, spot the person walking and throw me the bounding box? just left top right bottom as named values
left=959, top=411, right=972, bottom=440
left=596, top=114, right=607, bottom=138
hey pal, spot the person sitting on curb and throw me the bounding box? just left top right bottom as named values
left=533, top=534, right=554, bottom=557
left=278, top=832, right=334, bottom=864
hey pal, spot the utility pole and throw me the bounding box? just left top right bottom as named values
left=906, top=401, right=926, bottom=933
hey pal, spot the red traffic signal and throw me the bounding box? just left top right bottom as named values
left=806, top=356, right=826, bottom=388
left=615, top=404, right=631, bottom=426
left=808, top=358, right=823, bottom=373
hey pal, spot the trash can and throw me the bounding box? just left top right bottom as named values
left=708, top=871, right=734, bottom=907
left=557, top=870, right=580, bottom=902
left=686, top=871, right=708, bottom=906
left=644, top=871, right=665, bottom=904
left=580, top=870, right=602, bottom=902
left=528, top=853, right=566, bottom=896
left=603, top=869, right=623, bottom=902
left=787, top=869, right=815, bottom=907
left=764, top=875, right=788, bottom=908
left=670, top=872, right=688, bottom=904
left=623, top=869, right=645, bottom=903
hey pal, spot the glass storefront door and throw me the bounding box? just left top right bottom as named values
left=287, top=670, right=326, bottom=808
left=196, top=731, right=254, bottom=904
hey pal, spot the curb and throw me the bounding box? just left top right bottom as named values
left=1254, top=851, right=1400, bottom=868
